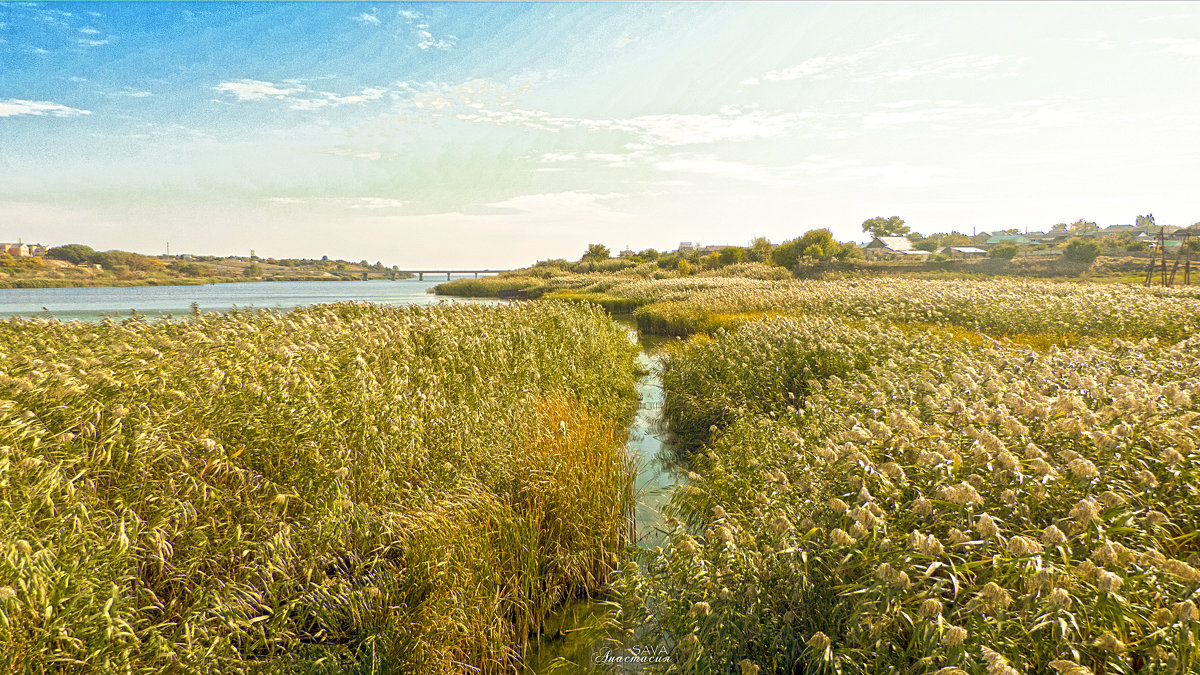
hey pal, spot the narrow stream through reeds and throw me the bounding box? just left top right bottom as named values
left=522, top=325, right=683, bottom=672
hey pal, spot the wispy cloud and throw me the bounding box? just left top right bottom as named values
left=78, top=38, right=108, bottom=47
left=353, top=12, right=381, bottom=26
left=267, top=197, right=407, bottom=209
left=396, top=8, right=456, bottom=51
left=1142, top=13, right=1192, bottom=23
left=109, top=88, right=153, bottom=98
left=215, top=79, right=307, bottom=101
left=0, top=98, right=91, bottom=118
left=1153, top=38, right=1200, bottom=56
left=855, top=54, right=1024, bottom=83
left=741, top=35, right=914, bottom=85
left=1078, top=31, right=1116, bottom=50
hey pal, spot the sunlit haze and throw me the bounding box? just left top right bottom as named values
left=2, top=2, right=1199, bottom=267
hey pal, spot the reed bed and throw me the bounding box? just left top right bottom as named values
left=615, top=295, right=1200, bottom=673
left=620, top=277, right=1200, bottom=340
left=0, top=301, right=639, bottom=672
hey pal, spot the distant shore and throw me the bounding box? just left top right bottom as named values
left=0, top=274, right=415, bottom=290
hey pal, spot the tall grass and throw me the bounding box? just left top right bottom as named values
left=0, top=301, right=639, bottom=672
left=616, top=300, right=1200, bottom=673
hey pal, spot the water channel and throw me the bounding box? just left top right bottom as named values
left=523, top=324, right=683, bottom=673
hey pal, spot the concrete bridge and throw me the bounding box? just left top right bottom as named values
left=397, top=269, right=509, bottom=281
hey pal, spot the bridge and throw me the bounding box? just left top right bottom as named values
left=396, top=269, right=509, bottom=281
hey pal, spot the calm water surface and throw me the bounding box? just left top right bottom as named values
left=0, top=278, right=495, bottom=321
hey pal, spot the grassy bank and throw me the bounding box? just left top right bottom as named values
left=0, top=301, right=639, bottom=672
left=605, top=281, right=1200, bottom=673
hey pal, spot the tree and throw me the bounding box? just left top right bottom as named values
left=718, top=247, right=746, bottom=265
left=1064, top=237, right=1102, bottom=263
left=1067, top=219, right=1098, bottom=235
left=582, top=244, right=610, bottom=261
left=1136, top=213, right=1156, bottom=230
left=774, top=229, right=842, bottom=268
left=676, top=259, right=691, bottom=275
left=46, top=244, right=96, bottom=265
left=914, top=239, right=940, bottom=252
left=244, top=263, right=263, bottom=277
left=990, top=244, right=1019, bottom=260
left=748, top=237, right=773, bottom=263
left=637, top=248, right=660, bottom=260
left=861, top=216, right=909, bottom=238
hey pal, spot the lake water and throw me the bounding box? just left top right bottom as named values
left=0, top=277, right=495, bottom=321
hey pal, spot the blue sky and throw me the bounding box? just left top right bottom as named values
left=2, top=2, right=1199, bottom=267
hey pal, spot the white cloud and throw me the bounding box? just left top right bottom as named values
left=110, top=88, right=153, bottom=98
left=215, top=80, right=388, bottom=110
left=79, top=27, right=100, bottom=34
left=353, top=12, right=381, bottom=26
left=742, top=35, right=914, bottom=85
left=215, top=79, right=307, bottom=101
left=0, top=98, right=91, bottom=118
left=78, top=38, right=108, bottom=47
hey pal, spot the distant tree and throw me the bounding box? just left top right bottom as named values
left=676, top=259, right=691, bottom=275
left=167, top=260, right=214, bottom=277
left=1068, top=219, right=1099, bottom=235
left=701, top=252, right=722, bottom=270
left=637, top=248, right=660, bottom=260
left=244, top=263, right=263, bottom=277
left=748, top=237, right=773, bottom=263
left=90, top=250, right=162, bottom=272
left=1136, top=213, right=1156, bottom=230
left=941, top=232, right=972, bottom=245
left=861, top=216, right=909, bottom=238
left=774, top=229, right=843, bottom=268
left=46, top=244, right=96, bottom=265
left=718, top=247, right=747, bottom=265
left=1126, top=241, right=1146, bottom=252
left=1064, top=237, right=1102, bottom=263
left=582, top=244, right=611, bottom=261
left=990, top=244, right=1019, bottom=260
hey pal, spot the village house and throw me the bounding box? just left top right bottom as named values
left=863, top=236, right=930, bottom=260
left=677, top=242, right=699, bottom=254
left=1, top=243, right=48, bottom=257
left=984, top=233, right=1032, bottom=246
left=940, top=246, right=988, bottom=259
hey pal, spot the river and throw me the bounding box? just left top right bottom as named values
left=0, top=278, right=495, bottom=321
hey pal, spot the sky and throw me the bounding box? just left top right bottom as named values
left=2, top=1, right=1199, bottom=268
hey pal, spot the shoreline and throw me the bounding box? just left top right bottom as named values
left=0, top=274, right=417, bottom=290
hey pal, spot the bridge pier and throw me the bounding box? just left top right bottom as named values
left=418, top=272, right=424, bottom=281
left=447, top=272, right=451, bottom=280
left=474, top=272, right=479, bottom=279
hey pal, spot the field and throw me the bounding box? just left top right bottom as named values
left=0, top=301, right=640, bottom=672
left=592, top=277, right=1200, bottom=674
